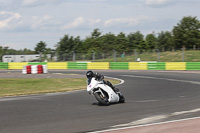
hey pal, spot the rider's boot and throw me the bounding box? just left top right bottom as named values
left=111, top=86, right=123, bottom=97
left=104, top=80, right=122, bottom=95
left=108, top=82, right=121, bottom=95
left=114, top=87, right=123, bottom=97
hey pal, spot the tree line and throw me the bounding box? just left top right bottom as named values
left=56, top=16, right=200, bottom=54
left=1, top=16, right=200, bottom=60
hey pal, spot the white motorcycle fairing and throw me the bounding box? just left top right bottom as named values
left=87, top=78, right=119, bottom=103
left=96, top=84, right=119, bottom=103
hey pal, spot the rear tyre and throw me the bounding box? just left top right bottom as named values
left=94, top=92, right=110, bottom=106
left=118, top=93, right=125, bottom=103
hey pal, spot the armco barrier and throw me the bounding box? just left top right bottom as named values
left=87, top=62, right=109, bottom=70
left=110, top=62, right=129, bottom=70
left=47, top=62, right=67, bottom=69
left=8, top=62, right=28, bottom=69
left=186, top=62, right=200, bottom=70
left=148, top=62, right=166, bottom=70
left=68, top=62, right=87, bottom=69
left=166, top=62, right=186, bottom=70
left=0, top=62, right=8, bottom=69
left=129, top=62, right=148, bottom=70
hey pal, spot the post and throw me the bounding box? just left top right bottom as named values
left=73, top=51, right=75, bottom=61
left=182, top=46, right=185, bottom=62
left=92, top=50, right=95, bottom=61
left=113, top=50, right=116, bottom=62
left=162, top=47, right=165, bottom=52
left=134, top=49, right=137, bottom=62
left=102, top=53, right=104, bottom=59
left=39, top=52, right=42, bottom=62
left=157, top=49, right=160, bottom=62
left=193, top=45, right=196, bottom=50
left=23, top=51, right=26, bottom=62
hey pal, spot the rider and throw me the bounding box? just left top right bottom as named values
left=86, top=70, right=119, bottom=93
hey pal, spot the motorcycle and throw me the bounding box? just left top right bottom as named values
left=87, top=77, right=125, bottom=105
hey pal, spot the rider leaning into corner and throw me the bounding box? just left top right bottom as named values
left=86, top=70, right=121, bottom=94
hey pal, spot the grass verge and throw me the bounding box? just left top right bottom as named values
left=96, top=50, right=200, bottom=62
left=0, top=78, right=120, bottom=97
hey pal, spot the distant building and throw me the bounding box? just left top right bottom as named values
left=2, top=54, right=55, bottom=62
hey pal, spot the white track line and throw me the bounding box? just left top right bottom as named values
left=89, top=116, right=200, bottom=133
left=105, top=76, right=125, bottom=86
left=121, top=75, right=200, bottom=85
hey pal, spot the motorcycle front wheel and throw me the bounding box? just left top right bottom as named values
left=94, top=92, right=110, bottom=105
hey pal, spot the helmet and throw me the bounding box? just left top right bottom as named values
left=86, top=70, right=94, bottom=78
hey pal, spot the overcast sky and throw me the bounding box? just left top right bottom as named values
left=0, top=0, right=200, bottom=50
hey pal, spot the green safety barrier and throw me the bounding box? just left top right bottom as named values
left=3, top=62, right=200, bottom=70
left=68, top=62, right=87, bottom=69
left=148, top=62, right=166, bottom=70
left=110, top=62, right=129, bottom=70
left=87, top=62, right=109, bottom=70
left=0, top=62, right=8, bottom=69
left=186, top=62, right=200, bottom=70
left=28, top=62, right=47, bottom=65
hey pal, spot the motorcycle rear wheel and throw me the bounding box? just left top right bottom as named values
left=118, top=93, right=125, bottom=103
left=94, top=92, right=110, bottom=105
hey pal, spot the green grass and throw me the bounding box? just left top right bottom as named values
left=0, top=78, right=120, bottom=97
left=96, top=50, right=200, bottom=62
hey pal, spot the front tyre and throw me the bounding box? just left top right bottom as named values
left=94, top=92, right=110, bottom=106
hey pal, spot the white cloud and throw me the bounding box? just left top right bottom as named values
left=62, top=16, right=101, bottom=29
left=88, top=18, right=101, bottom=25
left=104, top=16, right=151, bottom=27
left=31, top=15, right=55, bottom=29
left=0, top=11, right=21, bottom=29
left=145, top=0, right=173, bottom=7
left=0, top=11, right=60, bottom=31
left=62, top=16, right=152, bottom=30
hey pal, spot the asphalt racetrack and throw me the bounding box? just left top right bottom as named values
left=1, top=70, right=200, bottom=133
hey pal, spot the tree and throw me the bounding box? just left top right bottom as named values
left=145, top=33, right=157, bottom=49
left=35, top=41, right=47, bottom=54
left=91, top=28, right=102, bottom=39
left=157, top=31, right=174, bottom=51
left=98, top=32, right=116, bottom=52
left=172, top=16, right=200, bottom=49
left=55, top=35, right=82, bottom=60
left=127, top=31, right=145, bottom=50
left=115, top=32, right=129, bottom=52
left=81, top=29, right=102, bottom=53
left=22, top=48, right=35, bottom=54
left=0, top=46, right=7, bottom=62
